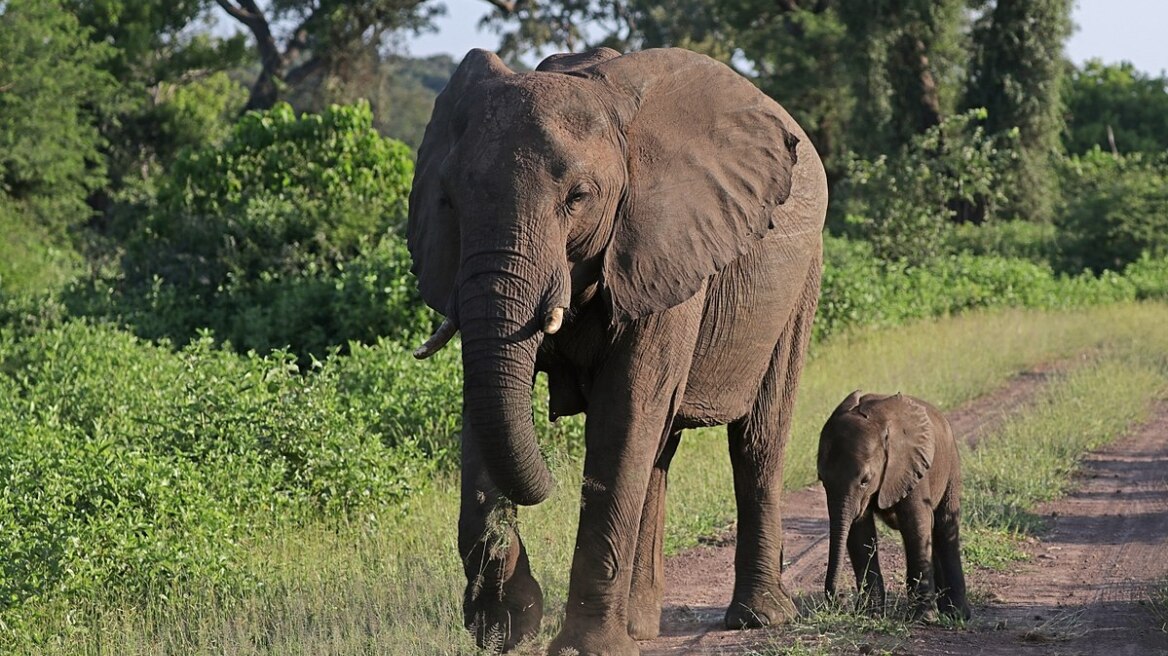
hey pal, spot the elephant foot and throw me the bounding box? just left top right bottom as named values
left=937, top=594, right=971, bottom=621
left=724, top=586, right=797, bottom=630
left=547, top=625, right=639, bottom=656
left=463, top=569, right=544, bottom=652
left=626, top=601, right=661, bottom=640
left=626, top=589, right=662, bottom=640
left=911, top=605, right=939, bottom=624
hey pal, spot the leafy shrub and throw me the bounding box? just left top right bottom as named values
left=94, top=235, right=434, bottom=359
left=840, top=109, right=1014, bottom=264
left=86, top=101, right=426, bottom=360
left=1124, top=253, right=1168, bottom=301
left=946, top=220, right=1059, bottom=264
left=0, top=201, right=80, bottom=295
left=817, top=234, right=1139, bottom=341
left=1056, top=148, right=1168, bottom=273
left=0, top=319, right=463, bottom=612
left=126, top=100, right=413, bottom=289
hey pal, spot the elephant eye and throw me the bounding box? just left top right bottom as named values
left=563, top=185, right=593, bottom=212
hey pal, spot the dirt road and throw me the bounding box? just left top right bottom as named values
left=641, top=364, right=1168, bottom=655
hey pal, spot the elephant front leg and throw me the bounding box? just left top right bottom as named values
left=847, top=513, right=885, bottom=615
left=626, top=429, right=682, bottom=640
left=898, top=503, right=937, bottom=621
left=550, top=303, right=701, bottom=656
left=459, top=423, right=543, bottom=651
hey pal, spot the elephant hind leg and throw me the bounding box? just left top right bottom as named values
left=627, top=429, right=683, bottom=640
left=725, top=255, right=821, bottom=630
left=932, top=503, right=971, bottom=620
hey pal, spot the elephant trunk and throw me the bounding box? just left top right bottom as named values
left=458, top=258, right=563, bottom=507
left=825, top=495, right=853, bottom=600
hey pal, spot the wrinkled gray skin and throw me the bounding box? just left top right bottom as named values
left=407, top=47, right=827, bottom=655
left=817, top=391, right=971, bottom=621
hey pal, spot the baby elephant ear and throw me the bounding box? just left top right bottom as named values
left=830, top=390, right=864, bottom=419
left=873, top=396, right=936, bottom=510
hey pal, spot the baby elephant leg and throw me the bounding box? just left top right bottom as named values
left=932, top=505, right=971, bottom=620
left=899, top=505, right=938, bottom=621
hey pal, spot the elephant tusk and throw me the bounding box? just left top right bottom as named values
left=413, top=317, right=458, bottom=359
left=543, top=307, right=565, bottom=334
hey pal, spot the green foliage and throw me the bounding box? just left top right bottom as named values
left=135, top=101, right=412, bottom=284
left=101, top=101, right=422, bottom=359
left=817, top=234, right=1140, bottom=342
left=1056, top=149, right=1168, bottom=273
left=964, top=0, right=1073, bottom=223
left=0, top=314, right=464, bottom=616
left=1063, top=60, right=1168, bottom=155
left=840, top=109, right=1012, bottom=263
left=0, top=0, right=115, bottom=236
left=1124, top=253, right=1168, bottom=302
left=946, top=220, right=1059, bottom=263
left=835, top=0, right=966, bottom=158
left=0, top=202, right=81, bottom=296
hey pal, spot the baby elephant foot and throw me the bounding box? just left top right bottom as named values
left=908, top=595, right=938, bottom=624
left=547, top=625, right=639, bottom=656
left=463, top=571, right=544, bottom=652
left=937, top=594, right=972, bottom=621
left=724, top=586, right=797, bottom=629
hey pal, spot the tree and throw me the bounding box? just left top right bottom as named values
left=0, top=0, right=115, bottom=237
left=964, top=0, right=1073, bottom=222
left=68, top=0, right=251, bottom=217
left=1063, top=60, right=1168, bottom=155
left=835, top=0, right=967, bottom=158
left=213, top=0, right=444, bottom=110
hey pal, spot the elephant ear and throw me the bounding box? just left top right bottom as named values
left=536, top=47, right=621, bottom=74
left=830, top=390, right=864, bottom=420
left=407, top=49, right=513, bottom=315
left=587, top=48, right=802, bottom=321
left=818, top=390, right=864, bottom=476
left=868, top=395, right=935, bottom=510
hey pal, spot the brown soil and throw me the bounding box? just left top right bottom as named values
left=641, top=361, right=1168, bottom=655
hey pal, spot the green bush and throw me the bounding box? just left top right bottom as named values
left=1056, top=149, right=1168, bottom=273
left=0, top=201, right=80, bottom=296
left=0, top=318, right=464, bottom=611
left=1124, top=253, right=1168, bottom=301
left=82, top=101, right=427, bottom=360
left=946, top=220, right=1059, bottom=263
left=839, top=109, right=1013, bottom=264
left=817, top=234, right=1139, bottom=341
left=126, top=100, right=413, bottom=289
left=89, top=235, right=434, bottom=360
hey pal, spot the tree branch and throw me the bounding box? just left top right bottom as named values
left=479, top=0, right=517, bottom=13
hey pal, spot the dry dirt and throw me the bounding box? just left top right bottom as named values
left=640, top=362, right=1168, bottom=655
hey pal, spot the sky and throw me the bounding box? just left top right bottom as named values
left=409, top=0, right=1168, bottom=75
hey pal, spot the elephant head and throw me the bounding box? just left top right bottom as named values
left=817, top=391, right=935, bottom=598
left=407, top=47, right=802, bottom=507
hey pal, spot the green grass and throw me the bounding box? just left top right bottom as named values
left=11, top=302, right=1168, bottom=655
left=960, top=352, right=1168, bottom=568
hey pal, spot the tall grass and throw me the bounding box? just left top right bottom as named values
left=14, top=302, right=1168, bottom=655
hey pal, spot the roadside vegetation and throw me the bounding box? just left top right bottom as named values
left=7, top=302, right=1167, bottom=655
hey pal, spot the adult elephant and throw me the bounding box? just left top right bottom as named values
left=408, top=47, right=827, bottom=655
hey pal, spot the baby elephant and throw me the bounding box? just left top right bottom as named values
left=817, top=390, right=971, bottom=621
